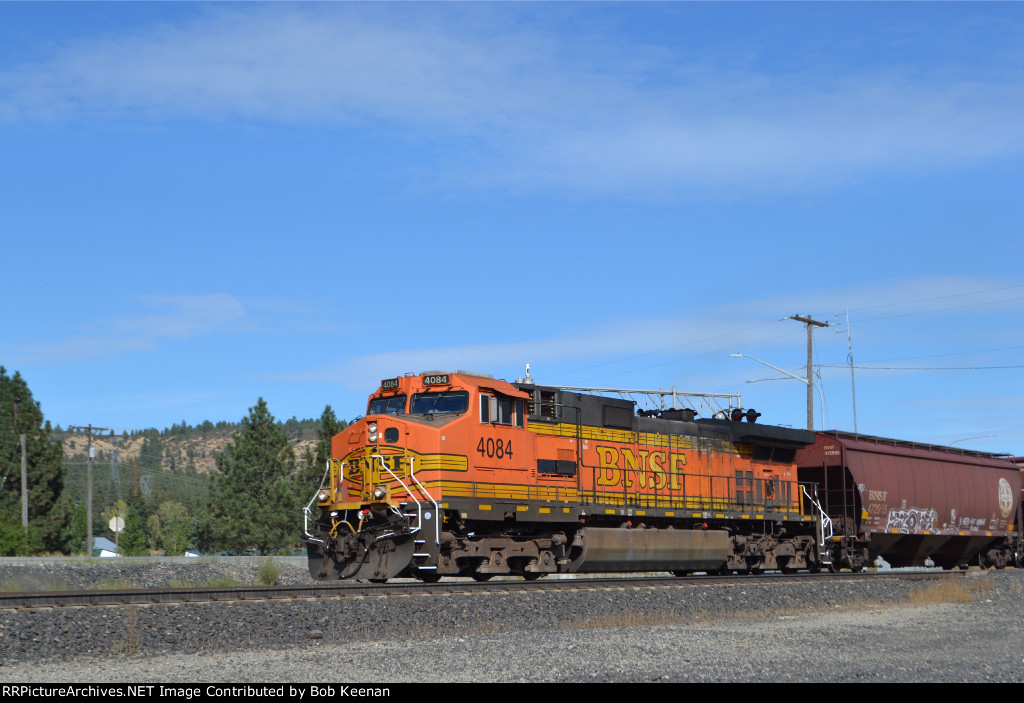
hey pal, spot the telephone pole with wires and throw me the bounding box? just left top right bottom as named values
left=787, top=315, right=830, bottom=431
left=68, top=424, right=110, bottom=556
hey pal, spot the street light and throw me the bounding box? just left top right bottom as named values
left=729, top=353, right=824, bottom=431
left=950, top=435, right=996, bottom=446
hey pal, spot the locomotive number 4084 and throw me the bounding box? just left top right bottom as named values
left=477, top=437, right=513, bottom=459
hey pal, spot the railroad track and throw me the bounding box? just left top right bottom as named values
left=0, top=569, right=958, bottom=609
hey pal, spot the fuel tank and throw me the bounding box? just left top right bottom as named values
left=569, top=526, right=729, bottom=573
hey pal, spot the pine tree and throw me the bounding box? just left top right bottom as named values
left=0, top=367, right=74, bottom=554
left=298, top=404, right=347, bottom=500
left=207, top=398, right=298, bottom=555
left=118, top=506, right=148, bottom=556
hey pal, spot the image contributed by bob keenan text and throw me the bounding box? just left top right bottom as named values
left=1, top=685, right=392, bottom=699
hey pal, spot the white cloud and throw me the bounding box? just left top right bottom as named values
left=2, top=7, right=1022, bottom=196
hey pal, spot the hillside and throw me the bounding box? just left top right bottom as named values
left=56, top=422, right=321, bottom=476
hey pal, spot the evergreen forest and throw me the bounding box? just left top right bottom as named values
left=0, top=366, right=347, bottom=556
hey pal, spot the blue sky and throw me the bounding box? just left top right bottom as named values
left=2, top=2, right=1022, bottom=455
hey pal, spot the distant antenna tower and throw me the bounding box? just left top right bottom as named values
left=836, top=309, right=858, bottom=434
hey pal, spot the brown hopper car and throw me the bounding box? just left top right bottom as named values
left=796, top=432, right=1021, bottom=571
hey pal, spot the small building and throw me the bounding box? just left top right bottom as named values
left=92, top=537, right=119, bottom=557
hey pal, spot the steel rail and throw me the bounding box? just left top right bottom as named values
left=0, top=569, right=961, bottom=610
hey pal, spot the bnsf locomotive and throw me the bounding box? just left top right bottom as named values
left=303, top=370, right=1022, bottom=582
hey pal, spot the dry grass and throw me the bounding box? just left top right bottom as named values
left=0, top=577, right=69, bottom=592
left=908, top=576, right=989, bottom=606
left=556, top=574, right=996, bottom=633
left=113, top=605, right=142, bottom=655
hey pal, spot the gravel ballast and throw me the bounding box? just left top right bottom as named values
left=1, top=559, right=1023, bottom=682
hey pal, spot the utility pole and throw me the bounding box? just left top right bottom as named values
left=68, top=424, right=110, bottom=557
left=788, top=315, right=829, bottom=431
left=13, top=397, right=27, bottom=535
left=20, top=433, right=26, bottom=534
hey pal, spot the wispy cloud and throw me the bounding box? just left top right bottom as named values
left=104, top=294, right=247, bottom=339
left=1, top=293, right=249, bottom=364
left=273, top=275, right=1024, bottom=391
left=2, top=7, right=1022, bottom=196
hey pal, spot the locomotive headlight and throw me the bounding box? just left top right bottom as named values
left=317, top=489, right=330, bottom=503
left=372, top=485, right=387, bottom=500
left=368, top=422, right=378, bottom=442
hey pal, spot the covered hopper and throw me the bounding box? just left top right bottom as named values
left=796, top=431, right=1021, bottom=569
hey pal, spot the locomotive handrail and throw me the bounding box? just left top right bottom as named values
left=800, top=483, right=833, bottom=553
left=302, top=460, right=334, bottom=544
left=554, top=384, right=741, bottom=416
left=371, top=454, right=440, bottom=547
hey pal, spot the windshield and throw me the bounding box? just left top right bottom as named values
left=410, top=391, right=469, bottom=415
left=367, top=395, right=406, bottom=416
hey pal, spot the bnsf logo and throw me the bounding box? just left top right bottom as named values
left=998, top=478, right=1013, bottom=518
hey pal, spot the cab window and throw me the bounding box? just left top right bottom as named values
left=368, top=395, right=406, bottom=415
left=410, top=391, right=469, bottom=415
left=480, top=394, right=525, bottom=427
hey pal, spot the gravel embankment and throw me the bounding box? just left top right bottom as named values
left=2, top=560, right=1023, bottom=682
left=0, top=557, right=318, bottom=592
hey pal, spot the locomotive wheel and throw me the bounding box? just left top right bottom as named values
left=471, top=572, right=493, bottom=582
left=671, top=570, right=691, bottom=577
left=417, top=571, right=442, bottom=583
left=522, top=572, right=545, bottom=581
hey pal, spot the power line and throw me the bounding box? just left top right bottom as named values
left=819, top=364, right=1024, bottom=371
left=853, top=295, right=1024, bottom=326
left=845, top=283, right=1024, bottom=315
left=826, top=345, right=1024, bottom=365
left=556, top=319, right=786, bottom=381
left=558, top=284, right=1024, bottom=387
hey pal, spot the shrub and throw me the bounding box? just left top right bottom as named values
left=258, top=557, right=280, bottom=586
